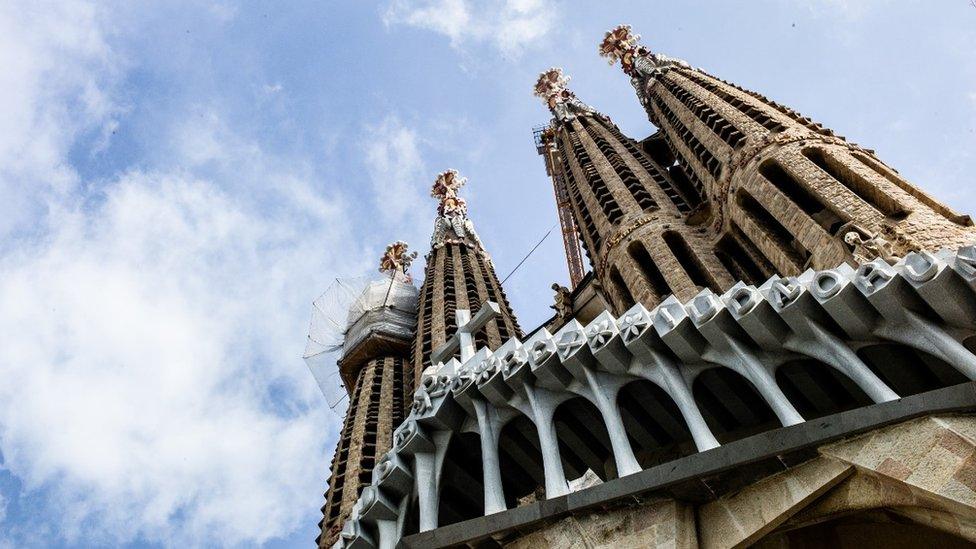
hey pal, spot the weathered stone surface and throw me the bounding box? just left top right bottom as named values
left=698, top=456, right=853, bottom=549
left=505, top=498, right=696, bottom=549
left=821, top=415, right=976, bottom=514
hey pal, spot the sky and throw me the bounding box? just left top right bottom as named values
left=0, top=0, right=973, bottom=547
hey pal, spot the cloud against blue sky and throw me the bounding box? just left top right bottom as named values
left=0, top=0, right=973, bottom=547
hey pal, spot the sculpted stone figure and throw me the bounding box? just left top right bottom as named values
left=844, top=230, right=897, bottom=264
left=550, top=283, right=573, bottom=319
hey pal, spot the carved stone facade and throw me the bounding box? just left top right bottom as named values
left=506, top=415, right=976, bottom=549
left=317, top=23, right=976, bottom=549
left=411, top=170, right=522, bottom=388
left=535, top=68, right=735, bottom=314
left=600, top=24, right=976, bottom=278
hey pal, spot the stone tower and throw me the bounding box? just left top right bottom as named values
left=316, top=243, right=419, bottom=548
left=599, top=24, right=976, bottom=276
left=411, top=169, right=522, bottom=385
left=533, top=68, right=734, bottom=313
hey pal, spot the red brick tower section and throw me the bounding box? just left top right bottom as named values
left=317, top=243, right=419, bottom=548
left=534, top=68, right=735, bottom=313
left=411, top=170, right=522, bottom=385
left=601, top=24, right=976, bottom=276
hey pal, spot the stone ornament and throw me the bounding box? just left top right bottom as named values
left=550, top=283, right=573, bottom=319
left=331, top=246, right=976, bottom=548
left=599, top=24, right=692, bottom=78
left=429, top=169, right=489, bottom=254
left=378, top=240, right=418, bottom=281
left=532, top=67, right=602, bottom=123
left=844, top=230, right=897, bottom=264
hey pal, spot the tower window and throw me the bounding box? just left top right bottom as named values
left=735, top=189, right=810, bottom=269
left=802, top=147, right=908, bottom=219
left=759, top=159, right=845, bottom=234
left=851, top=152, right=970, bottom=226
left=715, top=227, right=775, bottom=285
left=627, top=240, right=671, bottom=300
left=662, top=231, right=722, bottom=293
left=609, top=266, right=636, bottom=311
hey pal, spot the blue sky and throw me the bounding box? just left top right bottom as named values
left=0, top=0, right=973, bottom=547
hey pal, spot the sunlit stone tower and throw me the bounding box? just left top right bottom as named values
left=599, top=24, right=976, bottom=276
left=534, top=68, right=734, bottom=312
left=319, top=23, right=976, bottom=549
left=316, top=243, right=419, bottom=548
left=411, top=169, right=522, bottom=384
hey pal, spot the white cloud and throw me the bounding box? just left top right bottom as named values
left=364, top=116, right=429, bottom=230
left=382, top=0, right=556, bottom=57
left=0, top=1, right=361, bottom=546
left=0, top=170, right=352, bottom=546
left=0, top=0, right=121, bottom=239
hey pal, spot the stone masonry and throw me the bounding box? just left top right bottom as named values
left=411, top=170, right=522, bottom=387
left=600, top=24, right=976, bottom=277
left=535, top=68, right=736, bottom=314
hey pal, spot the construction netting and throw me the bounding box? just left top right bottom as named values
left=303, top=276, right=418, bottom=411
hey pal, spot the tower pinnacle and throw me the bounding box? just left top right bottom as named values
left=532, top=67, right=599, bottom=123
left=379, top=240, right=418, bottom=283
left=599, top=24, right=691, bottom=79
left=429, top=169, right=487, bottom=254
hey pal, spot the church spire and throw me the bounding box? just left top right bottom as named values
left=411, top=170, right=522, bottom=386
left=600, top=23, right=976, bottom=275
left=598, top=24, right=692, bottom=80
left=532, top=65, right=736, bottom=311
left=533, top=67, right=601, bottom=124
left=429, top=169, right=488, bottom=255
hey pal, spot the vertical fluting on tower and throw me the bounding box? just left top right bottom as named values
left=411, top=170, right=522, bottom=384
left=601, top=24, right=976, bottom=275
left=534, top=68, right=735, bottom=312
left=316, top=243, right=418, bottom=548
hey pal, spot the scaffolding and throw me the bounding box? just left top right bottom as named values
left=534, top=124, right=586, bottom=288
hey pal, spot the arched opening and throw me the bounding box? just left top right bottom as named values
left=852, top=151, right=972, bottom=226
left=617, top=379, right=695, bottom=469
left=965, top=335, right=976, bottom=356
left=628, top=240, right=671, bottom=301
left=753, top=508, right=975, bottom=549
left=803, top=147, right=909, bottom=220
left=759, top=158, right=846, bottom=235
left=497, top=415, right=546, bottom=508
left=553, top=396, right=615, bottom=482
left=663, top=230, right=722, bottom=293
left=857, top=343, right=968, bottom=397
left=735, top=188, right=810, bottom=269
left=437, top=432, right=484, bottom=526
left=693, top=367, right=779, bottom=443
left=609, top=266, right=636, bottom=312
left=776, top=359, right=872, bottom=420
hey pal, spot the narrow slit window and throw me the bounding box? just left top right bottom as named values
left=627, top=240, right=671, bottom=300
left=662, top=231, right=722, bottom=293
left=802, top=147, right=908, bottom=219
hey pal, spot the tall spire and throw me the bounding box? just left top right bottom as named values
left=531, top=65, right=735, bottom=311
left=316, top=242, right=419, bottom=548
left=533, top=67, right=601, bottom=123
left=411, top=169, right=522, bottom=385
left=429, top=169, right=488, bottom=254
left=598, top=24, right=691, bottom=79
left=599, top=24, right=975, bottom=275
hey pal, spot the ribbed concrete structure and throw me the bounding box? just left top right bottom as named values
left=411, top=170, right=522, bottom=387
left=318, top=24, right=976, bottom=549
left=318, top=356, right=410, bottom=547
left=534, top=68, right=734, bottom=313
left=600, top=24, right=976, bottom=276
left=316, top=246, right=419, bottom=548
